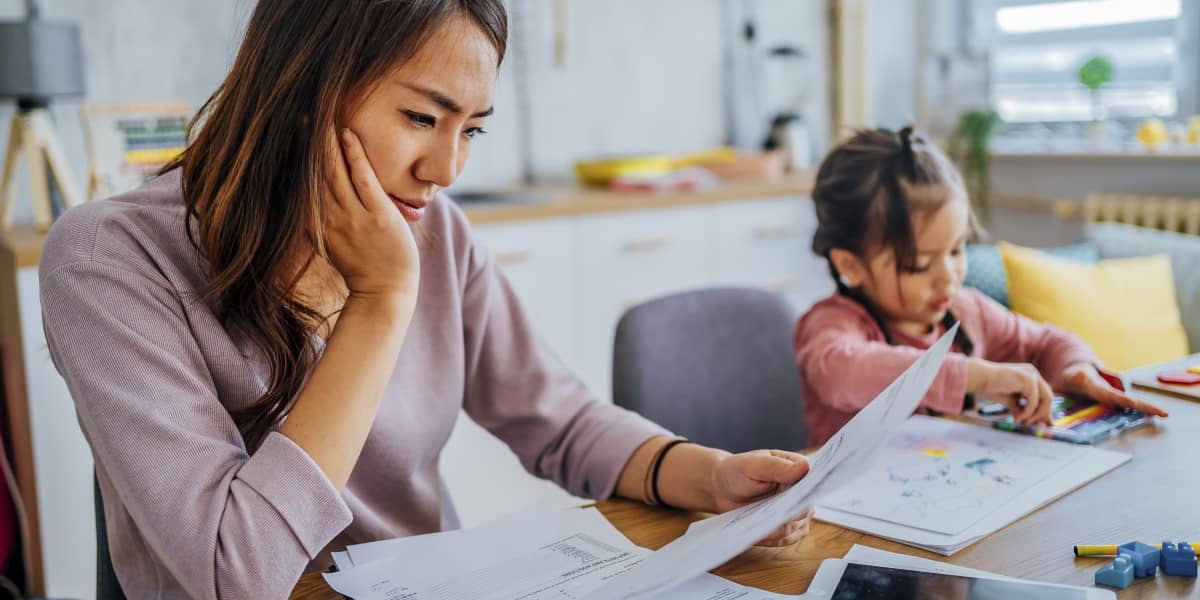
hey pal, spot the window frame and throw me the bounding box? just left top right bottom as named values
left=965, top=0, right=1197, bottom=124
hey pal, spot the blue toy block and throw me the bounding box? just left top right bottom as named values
left=1095, top=556, right=1134, bottom=589
left=1161, top=541, right=1198, bottom=577
left=1118, top=541, right=1161, bottom=578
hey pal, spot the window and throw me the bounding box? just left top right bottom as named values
left=970, top=0, right=1194, bottom=123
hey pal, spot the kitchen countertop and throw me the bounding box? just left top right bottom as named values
left=459, top=172, right=814, bottom=225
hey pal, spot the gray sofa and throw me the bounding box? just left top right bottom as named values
left=965, top=222, right=1200, bottom=353
left=1084, top=222, right=1200, bottom=353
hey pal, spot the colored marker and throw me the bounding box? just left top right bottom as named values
left=1075, top=543, right=1200, bottom=557
left=1051, top=404, right=1108, bottom=429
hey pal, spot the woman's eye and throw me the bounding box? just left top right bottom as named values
left=404, top=111, right=436, bottom=128
left=905, top=264, right=932, bottom=274
left=464, top=127, right=488, bottom=139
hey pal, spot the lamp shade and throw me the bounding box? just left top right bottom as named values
left=0, top=20, right=85, bottom=104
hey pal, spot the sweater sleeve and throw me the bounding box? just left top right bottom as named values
left=40, top=261, right=352, bottom=600
left=458, top=236, right=670, bottom=500
left=967, top=289, right=1100, bottom=390
left=794, top=304, right=972, bottom=415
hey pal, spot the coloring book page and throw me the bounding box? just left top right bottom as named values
left=818, top=415, right=1088, bottom=535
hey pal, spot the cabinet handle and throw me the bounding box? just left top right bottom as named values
left=751, top=223, right=799, bottom=240
left=494, top=249, right=531, bottom=266
left=762, top=277, right=797, bottom=293
left=620, top=236, right=673, bottom=253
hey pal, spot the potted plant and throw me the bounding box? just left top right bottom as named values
left=947, top=109, right=999, bottom=225
left=1079, top=55, right=1112, bottom=120
left=1079, top=55, right=1113, bottom=147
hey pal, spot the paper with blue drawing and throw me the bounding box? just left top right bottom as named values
left=815, top=415, right=1129, bottom=555
left=820, top=415, right=1089, bottom=535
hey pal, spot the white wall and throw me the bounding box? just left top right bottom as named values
left=0, top=1, right=830, bottom=205
left=522, top=0, right=725, bottom=180
left=863, top=0, right=919, bottom=130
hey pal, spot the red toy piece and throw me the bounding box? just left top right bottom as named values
left=1157, top=371, right=1200, bottom=385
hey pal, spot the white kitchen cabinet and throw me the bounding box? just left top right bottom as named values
left=714, top=196, right=833, bottom=314
left=574, top=205, right=714, bottom=403
left=471, top=217, right=578, bottom=367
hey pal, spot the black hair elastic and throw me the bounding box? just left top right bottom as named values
left=650, top=439, right=694, bottom=510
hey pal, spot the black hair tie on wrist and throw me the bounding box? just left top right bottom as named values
left=651, top=439, right=694, bottom=510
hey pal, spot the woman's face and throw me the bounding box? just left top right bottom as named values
left=346, top=17, right=498, bottom=222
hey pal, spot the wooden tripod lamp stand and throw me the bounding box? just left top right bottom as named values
left=0, top=1, right=85, bottom=232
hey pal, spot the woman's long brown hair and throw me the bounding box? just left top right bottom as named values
left=161, top=0, right=507, bottom=451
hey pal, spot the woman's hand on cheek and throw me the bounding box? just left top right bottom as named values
left=711, top=450, right=813, bottom=547
left=323, top=127, right=421, bottom=306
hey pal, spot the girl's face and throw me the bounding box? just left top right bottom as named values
left=846, top=192, right=971, bottom=336
left=345, top=17, right=498, bottom=222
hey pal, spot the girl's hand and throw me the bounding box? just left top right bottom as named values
left=323, top=128, right=420, bottom=303
left=710, top=450, right=813, bottom=547
left=967, top=359, right=1055, bottom=426
left=1060, top=362, right=1169, bottom=418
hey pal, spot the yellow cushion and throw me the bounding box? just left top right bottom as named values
left=998, top=242, right=1188, bottom=371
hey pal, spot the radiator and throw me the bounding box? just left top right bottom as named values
left=1056, top=193, right=1200, bottom=236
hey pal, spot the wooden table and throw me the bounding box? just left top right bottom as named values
left=293, top=358, right=1200, bottom=599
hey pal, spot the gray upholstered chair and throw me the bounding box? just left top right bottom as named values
left=95, top=474, right=125, bottom=600
left=612, top=287, right=807, bottom=454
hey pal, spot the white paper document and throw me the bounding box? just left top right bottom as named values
left=581, top=325, right=961, bottom=600
left=324, top=506, right=805, bottom=599
left=816, top=417, right=1130, bottom=555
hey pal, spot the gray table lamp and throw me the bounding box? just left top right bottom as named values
left=0, top=0, right=85, bottom=231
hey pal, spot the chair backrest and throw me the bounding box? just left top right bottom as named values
left=612, top=287, right=807, bottom=454
left=94, top=474, right=126, bottom=600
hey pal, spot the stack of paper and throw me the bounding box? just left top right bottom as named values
left=815, top=415, right=1130, bottom=555
left=325, top=506, right=806, bottom=599
left=324, top=327, right=961, bottom=600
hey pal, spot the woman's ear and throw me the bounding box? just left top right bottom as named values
left=829, top=248, right=867, bottom=288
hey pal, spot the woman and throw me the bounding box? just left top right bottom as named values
left=40, top=1, right=813, bottom=597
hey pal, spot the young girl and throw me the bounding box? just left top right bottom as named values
left=39, top=2, right=812, bottom=597
left=794, top=127, right=1167, bottom=445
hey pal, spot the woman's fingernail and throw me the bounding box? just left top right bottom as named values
left=341, top=129, right=352, bottom=146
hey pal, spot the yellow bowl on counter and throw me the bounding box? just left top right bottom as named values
left=673, top=147, right=737, bottom=168
left=574, top=154, right=675, bottom=187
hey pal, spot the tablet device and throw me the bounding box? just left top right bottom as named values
left=808, top=559, right=1115, bottom=600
